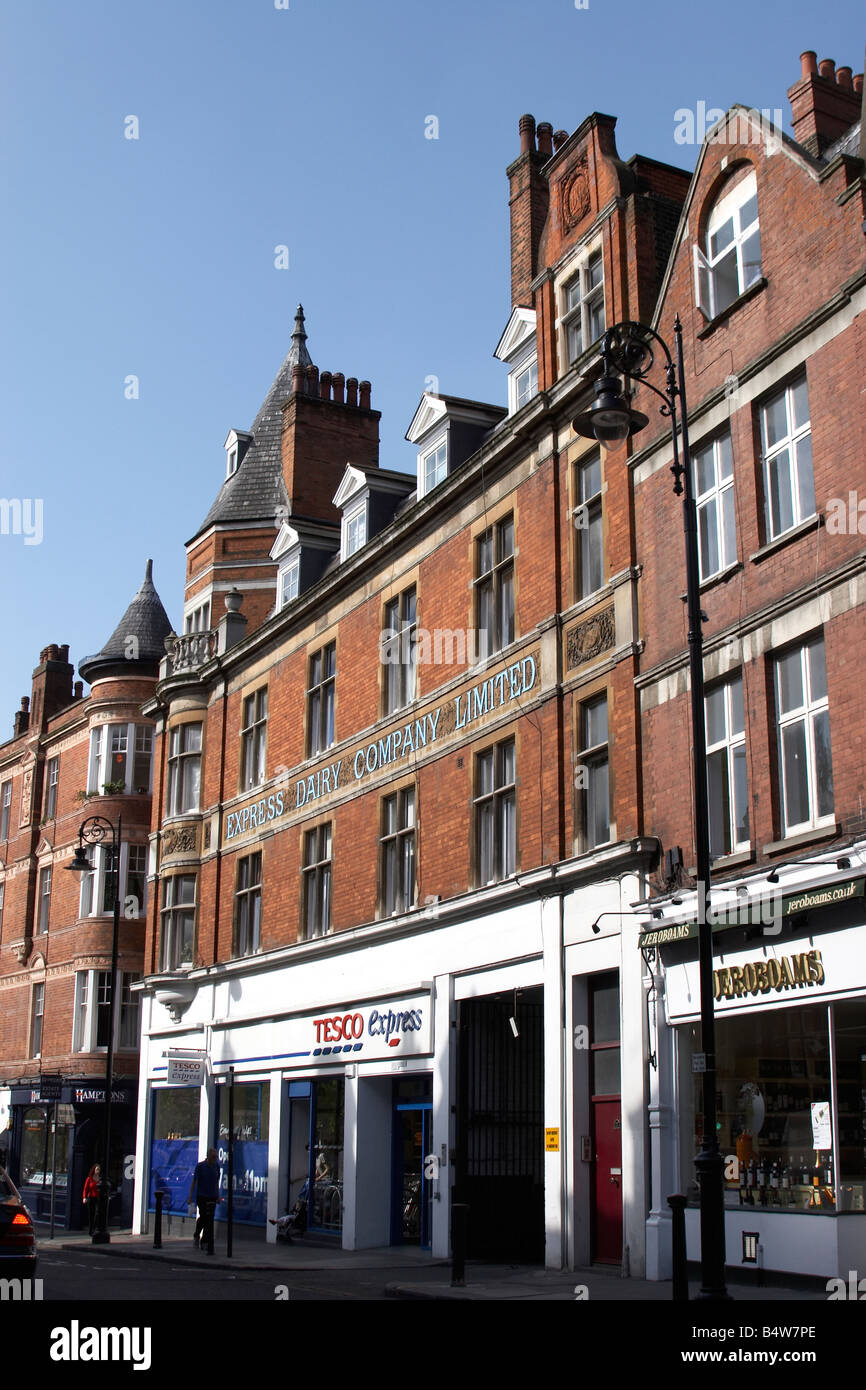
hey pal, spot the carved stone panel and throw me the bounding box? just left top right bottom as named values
left=566, top=607, right=615, bottom=670
left=161, top=824, right=199, bottom=858
left=560, top=155, right=591, bottom=232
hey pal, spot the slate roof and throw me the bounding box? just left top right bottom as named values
left=191, top=305, right=314, bottom=541
left=821, top=119, right=861, bottom=163
left=78, top=559, right=174, bottom=684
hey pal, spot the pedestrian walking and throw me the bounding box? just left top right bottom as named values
left=187, top=1147, right=220, bottom=1254
left=82, top=1164, right=101, bottom=1235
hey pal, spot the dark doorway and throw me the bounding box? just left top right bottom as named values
left=456, top=986, right=544, bottom=1261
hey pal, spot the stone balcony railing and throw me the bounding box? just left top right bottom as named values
left=165, top=629, right=218, bottom=673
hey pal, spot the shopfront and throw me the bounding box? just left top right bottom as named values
left=8, top=1079, right=137, bottom=1229
left=651, top=872, right=866, bottom=1279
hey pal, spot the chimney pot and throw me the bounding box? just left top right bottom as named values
left=359, top=380, right=371, bottom=410
left=519, top=113, right=536, bottom=154
left=854, top=73, right=863, bottom=95
left=818, top=58, right=835, bottom=80
left=320, top=370, right=332, bottom=401
left=306, top=364, right=319, bottom=395
left=74, top=682, right=83, bottom=699
left=800, top=50, right=818, bottom=78
left=346, top=377, right=358, bottom=408
left=553, top=129, right=569, bottom=151
left=537, top=122, right=553, bottom=156
left=331, top=372, right=345, bottom=405
left=292, top=363, right=306, bottom=394
left=836, top=65, right=853, bottom=90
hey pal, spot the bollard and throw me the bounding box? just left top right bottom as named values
left=451, top=1202, right=469, bottom=1287
left=667, top=1194, right=689, bottom=1300
left=153, top=1189, right=167, bottom=1249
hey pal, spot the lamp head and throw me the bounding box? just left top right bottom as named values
left=66, top=844, right=93, bottom=874
left=572, top=374, right=648, bottom=449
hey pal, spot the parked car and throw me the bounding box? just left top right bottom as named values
left=0, top=1168, right=38, bottom=1276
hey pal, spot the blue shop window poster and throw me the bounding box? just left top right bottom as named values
left=215, top=1140, right=269, bottom=1225
left=149, top=1139, right=198, bottom=1215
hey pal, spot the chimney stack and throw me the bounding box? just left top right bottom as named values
left=13, top=697, right=30, bottom=738
left=508, top=113, right=551, bottom=309
left=789, top=50, right=862, bottom=157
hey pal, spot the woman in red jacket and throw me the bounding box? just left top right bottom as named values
left=82, top=1164, right=101, bottom=1235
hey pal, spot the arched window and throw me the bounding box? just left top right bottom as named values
left=695, top=168, right=762, bottom=319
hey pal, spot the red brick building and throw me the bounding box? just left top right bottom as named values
left=121, top=45, right=866, bottom=1282
left=629, top=52, right=866, bottom=1278
left=0, top=565, right=171, bottom=1228
left=132, top=108, right=689, bottom=1269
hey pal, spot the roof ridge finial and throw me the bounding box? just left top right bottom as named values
left=289, top=304, right=312, bottom=369
left=144, top=558, right=153, bottom=583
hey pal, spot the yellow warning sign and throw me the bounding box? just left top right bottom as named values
left=545, top=1127, right=560, bottom=1152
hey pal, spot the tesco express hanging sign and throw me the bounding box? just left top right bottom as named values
left=223, top=653, right=538, bottom=845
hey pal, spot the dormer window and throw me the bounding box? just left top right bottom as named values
left=423, top=440, right=448, bottom=494
left=279, top=560, right=299, bottom=608
left=494, top=307, right=538, bottom=418
left=514, top=360, right=538, bottom=411
left=344, top=505, right=367, bottom=558
left=223, top=429, right=251, bottom=481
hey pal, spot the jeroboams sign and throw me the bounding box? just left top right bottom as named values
left=714, top=949, right=825, bottom=1001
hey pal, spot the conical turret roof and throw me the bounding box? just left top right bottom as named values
left=191, top=305, right=313, bottom=540
left=78, top=559, right=174, bottom=684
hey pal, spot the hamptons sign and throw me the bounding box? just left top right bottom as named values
left=224, top=652, right=539, bottom=845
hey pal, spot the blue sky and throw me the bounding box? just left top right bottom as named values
left=0, top=0, right=862, bottom=728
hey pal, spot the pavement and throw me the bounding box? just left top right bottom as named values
left=41, top=1223, right=829, bottom=1301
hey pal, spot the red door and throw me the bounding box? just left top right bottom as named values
left=592, top=1097, right=623, bottom=1264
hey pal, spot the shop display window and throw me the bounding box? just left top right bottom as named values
left=217, top=1080, right=270, bottom=1225
left=149, top=1087, right=201, bottom=1214
left=679, top=1001, right=865, bottom=1214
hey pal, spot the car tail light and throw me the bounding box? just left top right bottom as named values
left=5, top=1211, right=35, bottom=1246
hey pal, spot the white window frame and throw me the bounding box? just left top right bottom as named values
left=475, top=516, right=515, bottom=660
left=560, top=245, right=605, bottom=367
left=694, top=169, right=762, bottom=320
left=775, top=636, right=834, bottom=837
left=574, top=453, right=604, bottom=598
left=475, top=739, right=516, bottom=885
left=343, top=504, right=367, bottom=560
left=44, top=757, right=59, bottom=820
left=380, top=787, right=416, bottom=916
left=240, top=688, right=268, bottom=791
left=160, top=874, right=196, bottom=970
left=302, top=824, right=332, bottom=939
left=279, top=559, right=300, bottom=609
left=421, top=437, right=448, bottom=497
left=382, top=588, right=417, bottom=715
left=705, top=674, right=749, bottom=859
left=234, top=852, right=263, bottom=957
left=72, top=969, right=142, bottom=1052
left=760, top=376, right=814, bottom=542
left=307, top=643, right=336, bottom=757
left=78, top=842, right=148, bottom=921
left=88, top=722, right=154, bottom=795
left=37, top=865, right=51, bottom=934
left=578, top=694, right=610, bottom=850
left=511, top=357, right=538, bottom=414
left=166, top=723, right=202, bottom=817
left=226, top=445, right=239, bottom=478
left=693, top=431, right=736, bottom=581
left=1, top=780, right=12, bottom=841
left=31, top=982, right=44, bottom=1057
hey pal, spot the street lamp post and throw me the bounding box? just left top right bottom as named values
left=66, top=814, right=122, bottom=1245
left=573, top=317, right=728, bottom=1300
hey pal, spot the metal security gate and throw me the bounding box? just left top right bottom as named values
left=456, top=987, right=544, bottom=1261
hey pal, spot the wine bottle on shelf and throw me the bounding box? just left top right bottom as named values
left=769, top=1161, right=779, bottom=1205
